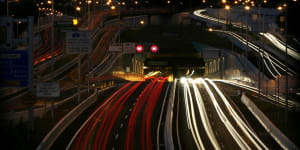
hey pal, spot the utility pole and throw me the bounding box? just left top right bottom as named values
left=284, top=0, right=289, bottom=124
left=88, top=1, right=90, bottom=95
left=50, top=0, right=55, bottom=121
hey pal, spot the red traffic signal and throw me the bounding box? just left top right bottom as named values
left=150, top=45, right=158, bottom=53
left=136, top=44, right=144, bottom=53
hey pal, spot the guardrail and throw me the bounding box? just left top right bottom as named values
left=241, top=93, right=299, bottom=150
left=0, top=89, right=88, bottom=125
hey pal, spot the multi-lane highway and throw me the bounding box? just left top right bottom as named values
left=63, top=77, right=289, bottom=150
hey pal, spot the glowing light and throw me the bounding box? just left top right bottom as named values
left=73, top=18, right=78, bottom=26
left=244, top=5, right=250, bottom=10
left=136, top=45, right=143, bottom=53
left=150, top=45, right=158, bottom=53
left=225, top=5, right=230, bottom=10
left=110, top=5, right=116, bottom=10
left=140, top=20, right=144, bottom=25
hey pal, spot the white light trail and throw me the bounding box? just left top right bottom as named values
left=191, top=80, right=221, bottom=150
left=199, top=78, right=251, bottom=150
left=206, top=78, right=269, bottom=150
left=260, top=33, right=300, bottom=61
left=183, top=78, right=206, bottom=150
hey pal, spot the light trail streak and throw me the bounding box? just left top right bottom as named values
left=199, top=78, right=251, bottom=150
left=205, top=78, right=269, bottom=150
left=126, top=78, right=161, bottom=150
left=260, top=33, right=300, bottom=61
left=183, top=79, right=206, bottom=150
left=191, top=80, right=221, bottom=150
left=95, top=81, right=143, bottom=150
left=68, top=82, right=133, bottom=150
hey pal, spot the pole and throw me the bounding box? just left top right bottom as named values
left=78, top=54, right=81, bottom=103
left=284, top=0, right=288, bottom=124
left=88, top=2, right=90, bottom=95
left=258, top=4, right=261, bottom=98
left=246, top=9, right=249, bottom=70
left=50, top=0, right=55, bottom=121
left=6, top=0, right=8, bottom=16
left=119, top=3, right=121, bottom=44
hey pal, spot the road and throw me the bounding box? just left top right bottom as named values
left=63, top=77, right=287, bottom=150
left=67, top=77, right=169, bottom=150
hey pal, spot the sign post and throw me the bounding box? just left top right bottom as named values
left=66, top=31, right=90, bottom=103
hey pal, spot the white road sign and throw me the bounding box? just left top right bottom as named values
left=108, top=43, right=122, bottom=52
left=122, top=42, right=136, bottom=53
left=66, top=31, right=90, bottom=54
left=36, top=82, right=60, bottom=97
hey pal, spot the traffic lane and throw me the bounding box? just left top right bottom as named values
left=126, top=78, right=168, bottom=150
left=70, top=81, right=139, bottom=150
left=98, top=81, right=148, bottom=150
left=205, top=82, right=258, bottom=149
left=177, top=83, right=198, bottom=150
left=197, top=84, right=241, bottom=150
left=189, top=83, right=216, bottom=150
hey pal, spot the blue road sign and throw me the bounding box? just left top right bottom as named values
left=0, top=50, right=29, bottom=87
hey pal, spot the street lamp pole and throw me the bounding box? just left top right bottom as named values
left=284, top=0, right=288, bottom=124
left=245, top=6, right=250, bottom=70
left=88, top=1, right=91, bottom=95
left=51, top=0, right=55, bottom=121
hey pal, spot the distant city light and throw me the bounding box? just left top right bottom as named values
left=140, top=20, right=145, bottom=25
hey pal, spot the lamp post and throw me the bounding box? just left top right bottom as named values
left=50, top=0, right=55, bottom=121
left=284, top=1, right=288, bottom=124
left=278, top=2, right=289, bottom=124
left=245, top=5, right=250, bottom=70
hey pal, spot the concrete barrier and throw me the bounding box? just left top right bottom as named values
left=241, top=93, right=299, bottom=150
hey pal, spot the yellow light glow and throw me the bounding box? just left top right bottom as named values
left=76, top=6, right=81, bottom=11
left=225, top=5, right=230, bottom=10
left=245, top=5, right=250, bottom=10
left=277, top=6, right=283, bottom=11
left=110, top=5, right=116, bottom=10
left=134, top=1, right=138, bottom=4
left=47, top=0, right=52, bottom=4
left=73, top=18, right=78, bottom=26
left=222, top=0, right=226, bottom=3
left=208, top=28, right=213, bottom=32
left=140, top=20, right=145, bottom=24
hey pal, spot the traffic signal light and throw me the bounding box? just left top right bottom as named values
left=150, top=44, right=158, bottom=53
left=134, top=43, right=159, bottom=53
left=136, top=44, right=144, bottom=53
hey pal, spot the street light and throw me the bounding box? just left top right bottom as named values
left=76, top=6, right=81, bottom=12
left=244, top=5, right=250, bottom=70
left=110, top=5, right=116, bottom=10
left=208, top=27, right=213, bottom=32
left=140, top=20, right=145, bottom=25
